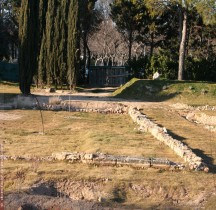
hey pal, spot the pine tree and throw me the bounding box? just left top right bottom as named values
left=111, top=0, right=149, bottom=62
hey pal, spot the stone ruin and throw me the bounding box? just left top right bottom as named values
left=1, top=95, right=211, bottom=172
left=128, top=107, right=209, bottom=172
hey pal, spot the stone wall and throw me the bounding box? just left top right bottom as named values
left=1, top=152, right=180, bottom=170
left=128, top=107, right=209, bottom=172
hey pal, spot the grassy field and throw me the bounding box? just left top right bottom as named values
left=113, top=78, right=216, bottom=106
left=2, top=110, right=184, bottom=161
left=1, top=81, right=216, bottom=209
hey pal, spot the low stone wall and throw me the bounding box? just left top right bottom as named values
left=42, top=101, right=128, bottom=114
left=128, top=107, right=209, bottom=172
left=51, top=152, right=179, bottom=169
left=186, top=112, right=216, bottom=126
left=1, top=152, right=182, bottom=170
left=3, top=95, right=128, bottom=114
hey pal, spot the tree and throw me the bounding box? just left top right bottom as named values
left=88, top=18, right=128, bottom=66
left=147, top=0, right=216, bottom=80
left=0, top=0, right=20, bottom=61
left=19, top=0, right=39, bottom=94
left=78, top=0, right=101, bottom=83
left=19, top=0, right=81, bottom=92
left=110, top=0, right=149, bottom=62
left=67, top=0, right=79, bottom=89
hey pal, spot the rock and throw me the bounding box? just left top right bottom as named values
left=83, top=153, right=94, bottom=160
left=186, top=112, right=195, bottom=121
left=98, top=196, right=105, bottom=202
left=163, top=127, right=167, bottom=133
left=66, top=153, right=80, bottom=161
left=188, top=86, right=194, bottom=90
left=204, top=167, right=209, bottom=173
left=201, top=89, right=208, bottom=95
left=153, top=72, right=160, bottom=80
left=52, top=152, right=71, bottom=161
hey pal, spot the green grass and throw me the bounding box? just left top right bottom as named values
left=113, top=78, right=216, bottom=105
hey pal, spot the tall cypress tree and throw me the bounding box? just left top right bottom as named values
left=19, top=0, right=39, bottom=94
left=67, top=0, right=79, bottom=88
left=37, top=0, right=78, bottom=88
left=19, top=0, right=81, bottom=92
left=37, top=0, right=48, bottom=87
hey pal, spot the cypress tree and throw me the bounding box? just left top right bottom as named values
left=67, top=0, right=79, bottom=88
left=19, top=0, right=81, bottom=91
left=19, top=0, right=39, bottom=94
left=37, top=0, right=78, bottom=88
left=37, top=0, right=48, bottom=87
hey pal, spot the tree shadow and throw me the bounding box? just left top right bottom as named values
left=147, top=119, right=187, bottom=141
left=111, top=186, right=127, bottom=203
left=29, top=182, right=69, bottom=198
left=113, top=79, right=181, bottom=102
left=0, top=93, right=19, bottom=104
left=192, top=148, right=216, bottom=173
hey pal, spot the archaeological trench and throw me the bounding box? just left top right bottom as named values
left=2, top=92, right=216, bottom=209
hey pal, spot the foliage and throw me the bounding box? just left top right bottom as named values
left=147, top=50, right=178, bottom=80
left=78, top=0, right=103, bottom=84
left=144, top=0, right=216, bottom=80
left=19, top=0, right=82, bottom=93
left=19, top=0, right=39, bottom=94
left=0, top=0, right=20, bottom=61
left=186, top=57, right=216, bottom=82
left=126, top=56, right=149, bottom=79
left=110, top=0, right=150, bottom=61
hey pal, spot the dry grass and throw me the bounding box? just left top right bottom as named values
left=2, top=110, right=182, bottom=161
left=1, top=82, right=216, bottom=209
left=2, top=108, right=216, bottom=209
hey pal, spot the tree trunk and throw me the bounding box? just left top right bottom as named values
left=178, top=8, right=183, bottom=43
left=178, top=9, right=187, bottom=80
left=128, top=30, right=133, bottom=62
left=150, top=33, right=154, bottom=59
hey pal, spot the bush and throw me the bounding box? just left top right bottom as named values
left=147, top=50, right=178, bottom=80
left=186, top=57, right=216, bottom=82
left=126, top=56, right=149, bottom=79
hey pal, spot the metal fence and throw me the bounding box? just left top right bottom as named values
left=89, top=66, right=129, bottom=87
left=0, top=62, right=19, bottom=82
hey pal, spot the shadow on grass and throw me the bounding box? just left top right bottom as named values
left=0, top=93, right=19, bottom=104
left=113, top=79, right=180, bottom=102
left=192, top=149, right=216, bottom=173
